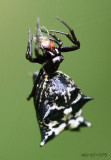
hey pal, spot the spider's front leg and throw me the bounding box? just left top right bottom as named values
left=26, top=29, right=33, bottom=61
left=26, top=29, right=39, bottom=63
left=50, top=17, right=80, bottom=52
left=26, top=18, right=45, bottom=100
left=57, top=17, right=80, bottom=46
left=26, top=19, right=45, bottom=64
left=35, top=18, right=40, bottom=56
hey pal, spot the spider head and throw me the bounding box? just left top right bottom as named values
left=40, top=37, right=55, bottom=51
left=33, top=36, right=55, bottom=51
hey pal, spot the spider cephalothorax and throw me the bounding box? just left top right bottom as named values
left=26, top=17, right=80, bottom=74
left=40, top=37, right=55, bottom=51
left=26, top=17, right=93, bottom=147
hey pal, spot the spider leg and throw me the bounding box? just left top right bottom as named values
left=26, top=29, right=37, bottom=62
left=49, top=30, right=80, bottom=52
left=48, top=37, right=62, bottom=47
left=49, top=30, right=75, bottom=44
left=35, top=18, right=40, bottom=57
left=41, top=29, right=63, bottom=47
left=56, top=17, right=78, bottom=43
left=48, top=17, right=80, bottom=52
left=27, top=68, right=44, bottom=100
left=26, top=19, right=45, bottom=63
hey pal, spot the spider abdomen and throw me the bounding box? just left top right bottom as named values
left=33, top=71, right=92, bottom=146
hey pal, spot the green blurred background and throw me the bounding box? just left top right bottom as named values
left=0, top=0, right=111, bottom=159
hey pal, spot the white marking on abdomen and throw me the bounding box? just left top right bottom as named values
left=68, top=116, right=84, bottom=129
left=54, top=123, right=66, bottom=135
left=72, top=94, right=81, bottom=104
left=64, top=107, right=72, bottom=115
left=75, top=109, right=82, bottom=117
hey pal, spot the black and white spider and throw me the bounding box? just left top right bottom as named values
left=26, top=17, right=93, bottom=147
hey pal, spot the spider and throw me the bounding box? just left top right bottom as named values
left=25, top=17, right=92, bottom=147
left=26, top=17, right=80, bottom=100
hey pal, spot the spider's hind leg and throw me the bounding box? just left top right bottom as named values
left=27, top=68, right=44, bottom=100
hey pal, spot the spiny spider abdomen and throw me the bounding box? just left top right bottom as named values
left=26, top=17, right=93, bottom=147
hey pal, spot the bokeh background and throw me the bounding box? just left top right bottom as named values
left=0, top=0, right=111, bottom=160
